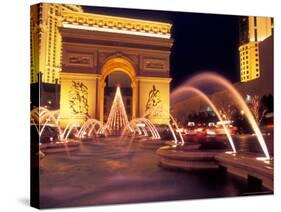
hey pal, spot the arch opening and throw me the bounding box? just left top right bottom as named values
left=98, top=57, right=137, bottom=125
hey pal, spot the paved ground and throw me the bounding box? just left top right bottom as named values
left=40, top=138, right=271, bottom=209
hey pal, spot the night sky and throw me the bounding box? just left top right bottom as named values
left=83, top=5, right=241, bottom=90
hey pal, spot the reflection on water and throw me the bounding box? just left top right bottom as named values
left=40, top=138, right=272, bottom=208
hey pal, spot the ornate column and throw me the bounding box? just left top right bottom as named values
left=98, top=79, right=106, bottom=124
left=131, top=81, right=137, bottom=119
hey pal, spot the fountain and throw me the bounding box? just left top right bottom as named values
left=31, top=107, right=62, bottom=137
left=120, top=118, right=170, bottom=150
left=157, top=72, right=271, bottom=173
left=31, top=107, right=81, bottom=154
left=32, top=85, right=166, bottom=154
left=144, top=107, right=185, bottom=145
left=172, top=72, right=270, bottom=160
left=77, top=119, right=102, bottom=140
left=121, top=118, right=160, bottom=139
left=59, top=120, right=80, bottom=141
left=171, top=86, right=236, bottom=153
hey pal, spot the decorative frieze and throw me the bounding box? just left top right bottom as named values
left=61, top=11, right=171, bottom=38
left=66, top=53, right=95, bottom=67
left=143, top=58, right=167, bottom=72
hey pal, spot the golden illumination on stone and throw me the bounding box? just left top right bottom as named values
left=59, top=72, right=99, bottom=128
left=32, top=3, right=173, bottom=126
left=137, top=76, right=172, bottom=124
left=31, top=3, right=172, bottom=85
left=30, top=3, right=83, bottom=84
left=61, top=11, right=171, bottom=38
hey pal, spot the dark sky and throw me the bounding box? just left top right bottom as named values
left=83, top=5, right=240, bottom=90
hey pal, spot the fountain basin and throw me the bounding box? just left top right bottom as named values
left=40, top=141, right=81, bottom=153
left=133, top=135, right=148, bottom=140
left=79, top=137, right=97, bottom=142
left=157, top=145, right=225, bottom=171
left=83, top=137, right=129, bottom=147
left=215, top=152, right=273, bottom=191
left=136, top=138, right=171, bottom=150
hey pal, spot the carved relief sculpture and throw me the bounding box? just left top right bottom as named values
left=145, top=85, right=163, bottom=118
left=68, top=81, right=89, bottom=115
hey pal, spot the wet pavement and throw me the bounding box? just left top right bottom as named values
left=40, top=138, right=272, bottom=208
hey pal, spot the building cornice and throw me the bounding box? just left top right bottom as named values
left=61, top=11, right=172, bottom=39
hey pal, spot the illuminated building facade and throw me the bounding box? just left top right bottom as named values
left=239, top=16, right=273, bottom=82
left=30, top=3, right=83, bottom=84
left=31, top=3, right=173, bottom=127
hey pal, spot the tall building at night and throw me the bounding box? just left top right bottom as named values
left=30, top=4, right=83, bottom=84
left=173, top=17, right=274, bottom=121
left=239, top=16, right=273, bottom=82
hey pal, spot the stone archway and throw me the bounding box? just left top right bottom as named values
left=98, top=57, right=137, bottom=124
